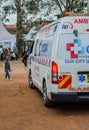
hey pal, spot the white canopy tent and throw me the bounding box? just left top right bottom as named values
left=24, top=26, right=38, bottom=41
left=0, top=19, right=16, bottom=49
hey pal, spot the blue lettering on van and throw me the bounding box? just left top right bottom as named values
left=62, top=24, right=67, bottom=29
left=53, top=24, right=58, bottom=32
left=86, top=59, right=89, bottom=63
left=86, top=45, right=89, bottom=53
left=75, top=59, right=85, bottom=63
left=40, top=43, right=48, bottom=52
left=64, top=59, right=89, bottom=64
left=65, top=59, right=74, bottom=63
left=62, top=22, right=73, bottom=29
left=65, top=59, right=86, bottom=63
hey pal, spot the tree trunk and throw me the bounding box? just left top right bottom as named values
left=14, top=0, right=24, bottom=57
left=16, top=10, right=23, bottom=57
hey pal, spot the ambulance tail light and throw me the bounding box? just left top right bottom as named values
left=51, top=61, right=58, bottom=84
left=86, top=29, right=89, bottom=32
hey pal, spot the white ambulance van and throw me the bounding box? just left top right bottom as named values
left=28, top=14, right=89, bottom=107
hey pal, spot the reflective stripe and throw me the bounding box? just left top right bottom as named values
left=58, top=75, right=72, bottom=89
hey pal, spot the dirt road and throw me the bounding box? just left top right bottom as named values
left=0, top=59, right=89, bottom=130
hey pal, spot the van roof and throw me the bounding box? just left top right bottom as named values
left=39, top=14, right=89, bottom=31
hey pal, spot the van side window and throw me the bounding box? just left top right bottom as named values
left=34, top=35, right=54, bottom=58
left=40, top=43, right=48, bottom=52
left=34, top=39, right=40, bottom=56
left=30, top=41, right=34, bottom=54
left=39, top=42, right=48, bottom=57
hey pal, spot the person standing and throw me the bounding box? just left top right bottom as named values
left=7, top=48, right=11, bottom=59
left=1, top=46, right=4, bottom=61
left=22, top=51, right=29, bottom=67
left=14, top=47, right=18, bottom=60
left=0, top=45, right=3, bottom=62
left=0, top=45, right=2, bottom=61
left=4, top=56, right=12, bottom=80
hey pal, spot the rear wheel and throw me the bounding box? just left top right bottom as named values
left=43, top=81, right=54, bottom=107
left=28, top=70, right=35, bottom=89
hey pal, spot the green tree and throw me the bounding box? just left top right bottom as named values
left=53, top=0, right=88, bottom=17
left=0, top=0, right=40, bottom=56
left=0, top=0, right=88, bottom=56
left=40, top=0, right=88, bottom=18
left=14, top=0, right=40, bottom=55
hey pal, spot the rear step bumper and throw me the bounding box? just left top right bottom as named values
left=51, top=92, right=89, bottom=102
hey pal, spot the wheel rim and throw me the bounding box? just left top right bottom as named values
left=43, top=83, right=47, bottom=104
left=29, top=73, right=32, bottom=86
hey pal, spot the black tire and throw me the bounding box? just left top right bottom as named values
left=28, top=70, right=35, bottom=89
left=43, top=81, right=54, bottom=107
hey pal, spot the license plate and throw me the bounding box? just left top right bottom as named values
left=78, top=74, right=89, bottom=83
left=86, top=74, right=89, bottom=83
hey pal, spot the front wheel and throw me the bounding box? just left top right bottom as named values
left=43, top=81, right=54, bottom=107
left=28, top=70, right=35, bottom=89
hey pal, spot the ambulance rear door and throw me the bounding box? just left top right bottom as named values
left=57, top=16, right=89, bottom=93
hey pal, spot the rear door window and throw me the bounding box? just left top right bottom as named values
left=58, top=34, right=89, bottom=64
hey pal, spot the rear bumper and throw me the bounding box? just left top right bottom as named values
left=50, top=92, right=89, bottom=102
